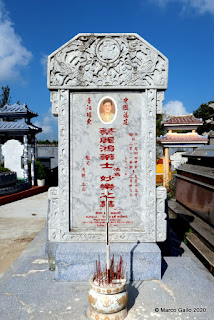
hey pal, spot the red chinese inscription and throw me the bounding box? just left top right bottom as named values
left=123, top=98, right=129, bottom=126
left=86, top=97, right=92, bottom=125
left=128, top=133, right=139, bottom=197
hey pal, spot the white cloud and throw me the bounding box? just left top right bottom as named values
left=163, top=100, right=189, bottom=116
left=0, top=0, right=32, bottom=80
left=149, top=0, right=214, bottom=15
left=187, top=0, right=214, bottom=14
left=34, top=107, right=58, bottom=141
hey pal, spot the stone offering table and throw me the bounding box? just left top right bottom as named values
left=46, top=33, right=168, bottom=281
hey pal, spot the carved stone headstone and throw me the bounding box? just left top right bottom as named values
left=170, top=152, right=188, bottom=170
left=47, top=33, right=168, bottom=281
left=2, top=139, right=24, bottom=178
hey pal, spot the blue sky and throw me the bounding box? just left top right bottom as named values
left=0, top=0, right=214, bottom=139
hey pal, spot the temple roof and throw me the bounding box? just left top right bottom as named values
left=158, top=133, right=208, bottom=144
left=0, top=104, right=38, bottom=119
left=0, top=118, right=42, bottom=134
left=162, top=115, right=203, bottom=126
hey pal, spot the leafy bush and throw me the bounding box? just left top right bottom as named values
left=0, top=166, right=10, bottom=173
left=167, top=170, right=177, bottom=199
left=35, top=160, right=46, bottom=180
left=167, top=180, right=175, bottom=199
left=38, top=165, right=46, bottom=179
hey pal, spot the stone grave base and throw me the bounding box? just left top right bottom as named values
left=52, top=242, right=161, bottom=281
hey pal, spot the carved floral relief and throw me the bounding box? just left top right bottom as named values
left=48, top=35, right=168, bottom=88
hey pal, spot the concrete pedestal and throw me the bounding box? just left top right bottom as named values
left=55, top=242, right=161, bottom=281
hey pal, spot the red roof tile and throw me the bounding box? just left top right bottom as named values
left=159, top=134, right=208, bottom=143
left=162, top=115, right=203, bottom=125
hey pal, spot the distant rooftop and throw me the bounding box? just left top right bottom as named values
left=159, top=133, right=208, bottom=144
left=162, top=114, right=203, bottom=126
left=0, top=104, right=38, bottom=119
left=183, top=145, right=214, bottom=158
left=0, top=118, right=42, bottom=134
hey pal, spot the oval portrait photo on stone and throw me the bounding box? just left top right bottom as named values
left=98, top=96, right=117, bottom=125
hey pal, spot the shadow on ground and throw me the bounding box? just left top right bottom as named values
left=126, top=281, right=143, bottom=311
left=156, top=199, right=194, bottom=277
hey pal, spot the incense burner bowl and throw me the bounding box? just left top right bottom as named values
left=88, top=276, right=128, bottom=319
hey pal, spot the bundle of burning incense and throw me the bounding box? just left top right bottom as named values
left=94, top=255, right=125, bottom=286
left=93, top=191, right=125, bottom=286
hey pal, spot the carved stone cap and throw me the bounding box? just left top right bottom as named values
left=47, top=33, right=168, bottom=90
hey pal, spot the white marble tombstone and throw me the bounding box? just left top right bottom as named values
left=170, top=151, right=188, bottom=170
left=47, top=33, right=168, bottom=281
left=2, top=139, right=24, bottom=178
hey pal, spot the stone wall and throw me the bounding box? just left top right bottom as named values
left=35, top=145, right=58, bottom=169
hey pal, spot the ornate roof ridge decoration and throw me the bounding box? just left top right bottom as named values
left=0, top=103, right=38, bottom=118
left=47, top=33, right=168, bottom=90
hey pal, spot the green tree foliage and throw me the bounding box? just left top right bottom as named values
left=193, top=101, right=214, bottom=135
left=37, top=139, right=58, bottom=145
left=156, top=113, right=165, bottom=137
left=156, top=113, right=165, bottom=161
left=0, top=86, right=21, bottom=107
left=0, top=85, right=11, bottom=108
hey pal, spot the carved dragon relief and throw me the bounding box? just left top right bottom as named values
left=48, top=34, right=168, bottom=89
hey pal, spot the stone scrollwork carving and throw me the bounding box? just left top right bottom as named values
left=48, top=33, right=168, bottom=89
left=48, top=187, right=60, bottom=241
left=146, top=89, right=156, bottom=241
left=156, top=91, right=164, bottom=114
left=58, top=90, right=70, bottom=240
left=50, top=91, right=59, bottom=116
left=156, top=186, right=167, bottom=241
left=61, top=231, right=150, bottom=243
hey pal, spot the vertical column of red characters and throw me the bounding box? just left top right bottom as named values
left=99, top=128, right=116, bottom=227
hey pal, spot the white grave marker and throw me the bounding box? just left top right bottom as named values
left=47, top=34, right=168, bottom=280
left=2, top=139, right=24, bottom=178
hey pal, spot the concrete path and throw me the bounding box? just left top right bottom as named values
left=0, top=227, right=214, bottom=319
left=0, top=192, right=48, bottom=278
left=0, top=193, right=214, bottom=319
